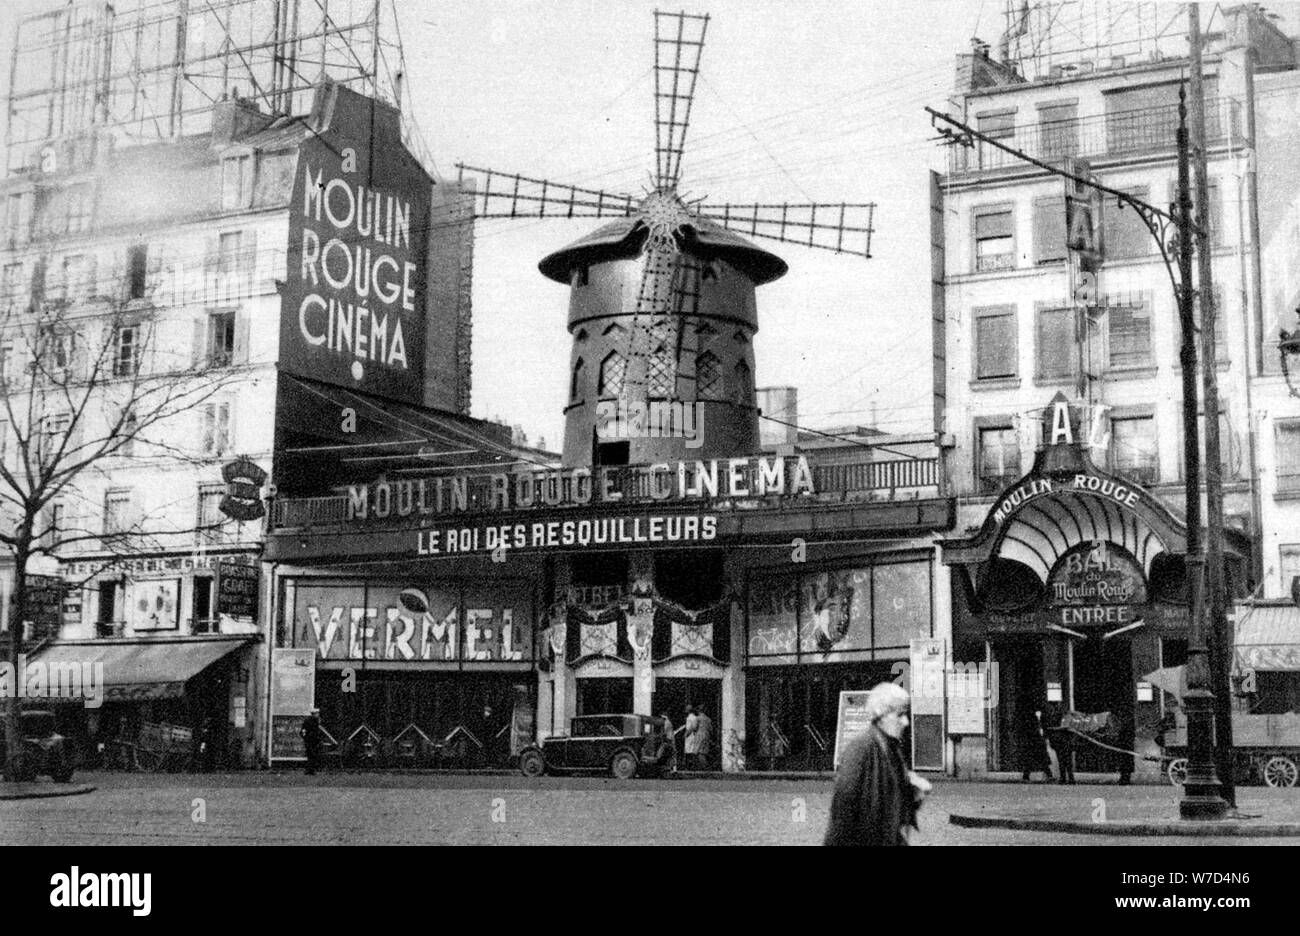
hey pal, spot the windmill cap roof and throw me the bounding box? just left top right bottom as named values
left=538, top=214, right=788, bottom=285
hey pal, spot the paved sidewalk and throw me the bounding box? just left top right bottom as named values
left=948, top=780, right=1300, bottom=837
left=0, top=782, right=96, bottom=800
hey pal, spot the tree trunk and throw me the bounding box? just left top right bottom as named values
left=4, top=537, right=30, bottom=782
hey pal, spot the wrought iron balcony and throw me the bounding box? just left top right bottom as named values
left=948, top=98, right=1243, bottom=176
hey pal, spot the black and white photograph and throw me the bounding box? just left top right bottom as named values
left=0, top=0, right=1294, bottom=912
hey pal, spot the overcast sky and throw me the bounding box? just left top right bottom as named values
left=2, top=1, right=1232, bottom=451
left=413, top=0, right=983, bottom=448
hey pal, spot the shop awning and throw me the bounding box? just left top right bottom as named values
left=1234, top=602, right=1300, bottom=672
left=28, top=636, right=255, bottom=702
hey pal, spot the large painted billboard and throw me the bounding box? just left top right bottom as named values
left=281, top=86, right=429, bottom=403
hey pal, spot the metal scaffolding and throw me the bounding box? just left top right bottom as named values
left=4, top=0, right=413, bottom=174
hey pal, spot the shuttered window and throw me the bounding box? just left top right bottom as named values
left=1108, top=301, right=1152, bottom=368
left=1101, top=187, right=1151, bottom=259
left=1036, top=307, right=1075, bottom=380
left=975, top=309, right=1016, bottom=380
left=1033, top=198, right=1067, bottom=264
left=1038, top=102, right=1078, bottom=159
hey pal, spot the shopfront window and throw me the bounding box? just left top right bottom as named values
left=746, top=559, right=932, bottom=666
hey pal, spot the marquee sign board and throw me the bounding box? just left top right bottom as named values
left=281, top=87, right=430, bottom=404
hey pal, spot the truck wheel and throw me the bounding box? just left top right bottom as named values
left=519, top=749, right=545, bottom=778
left=1263, top=755, right=1298, bottom=788
left=610, top=751, right=638, bottom=780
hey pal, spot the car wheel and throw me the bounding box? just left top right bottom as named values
left=610, top=750, right=638, bottom=780
left=51, top=763, right=74, bottom=783
left=519, top=749, right=546, bottom=778
left=1166, top=757, right=1188, bottom=786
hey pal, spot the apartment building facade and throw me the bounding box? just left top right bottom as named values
left=935, top=5, right=1300, bottom=777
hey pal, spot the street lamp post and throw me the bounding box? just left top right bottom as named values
left=1173, top=82, right=1228, bottom=819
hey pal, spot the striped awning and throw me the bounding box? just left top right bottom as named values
left=1234, top=603, right=1300, bottom=672
left=996, top=488, right=1167, bottom=583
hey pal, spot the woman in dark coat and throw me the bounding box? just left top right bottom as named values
left=824, top=683, right=928, bottom=846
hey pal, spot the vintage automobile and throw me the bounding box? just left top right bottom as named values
left=0, top=709, right=75, bottom=782
left=518, top=714, right=672, bottom=779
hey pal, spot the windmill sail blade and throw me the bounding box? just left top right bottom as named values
left=454, top=164, right=637, bottom=219
left=698, top=202, right=877, bottom=258
left=654, top=10, right=710, bottom=190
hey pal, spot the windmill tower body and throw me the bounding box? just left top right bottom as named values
left=457, top=10, right=873, bottom=466
left=542, top=215, right=787, bottom=466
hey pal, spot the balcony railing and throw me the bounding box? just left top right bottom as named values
left=271, top=455, right=944, bottom=530
left=949, top=98, right=1243, bottom=176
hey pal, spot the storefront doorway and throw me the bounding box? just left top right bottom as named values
left=1070, top=636, right=1134, bottom=776
left=745, top=662, right=896, bottom=771
left=991, top=638, right=1048, bottom=774
left=651, top=678, right=721, bottom=769
left=576, top=677, right=633, bottom=716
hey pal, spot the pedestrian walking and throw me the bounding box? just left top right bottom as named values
left=301, top=708, right=323, bottom=776
left=695, top=707, right=714, bottom=771
left=683, top=706, right=700, bottom=770
left=824, top=682, right=931, bottom=846
left=657, top=713, right=677, bottom=774
left=1018, top=706, right=1053, bottom=782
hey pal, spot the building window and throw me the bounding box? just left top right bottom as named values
left=4, top=191, right=32, bottom=244
left=1110, top=414, right=1158, bottom=485
left=114, top=409, right=138, bottom=458
left=38, top=412, right=71, bottom=460
left=570, top=357, right=585, bottom=401
left=208, top=310, right=236, bottom=366
left=1275, top=421, right=1300, bottom=494
left=1032, top=198, right=1067, bottom=264
left=1280, top=545, right=1300, bottom=594
left=202, top=401, right=232, bottom=456
left=39, top=327, right=75, bottom=377
left=0, top=343, right=12, bottom=386
left=217, top=232, right=243, bottom=274
left=1101, top=187, right=1152, bottom=259
left=977, top=425, right=1021, bottom=494
left=648, top=345, right=674, bottom=398
left=1107, top=300, right=1153, bottom=368
left=103, top=489, right=133, bottom=537
left=2, top=262, right=22, bottom=307
left=597, top=352, right=625, bottom=397
left=221, top=154, right=253, bottom=210
left=1038, top=101, right=1078, bottom=159
left=696, top=350, right=721, bottom=399
left=198, top=485, right=226, bottom=545
left=974, top=308, right=1017, bottom=380
left=40, top=501, right=64, bottom=550
left=59, top=254, right=90, bottom=301
left=128, top=245, right=148, bottom=300
left=733, top=359, right=752, bottom=405
left=976, top=111, right=1015, bottom=169
left=973, top=208, right=1014, bottom=272
left=66, top=183, right=93, bottom=233
left=1036, top=307, right=1076, bottom=381
left=112, top=324, right=141, bottom=377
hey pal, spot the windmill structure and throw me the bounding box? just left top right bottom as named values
left=456, top=10, right=875, bottom=467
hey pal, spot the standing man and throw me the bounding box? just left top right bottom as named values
left=695, top=706, right=714, bottom=771
left=824, top=683, right=931, bottom=846
left=683, top=706, right=700, bottom=770
left=301, top=708, right=323, bottom=776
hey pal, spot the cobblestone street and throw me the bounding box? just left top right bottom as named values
left=4, top=773, right=1297, bottom=845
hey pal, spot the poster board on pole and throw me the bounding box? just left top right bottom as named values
left=270, top=648, right=315, bottom=762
